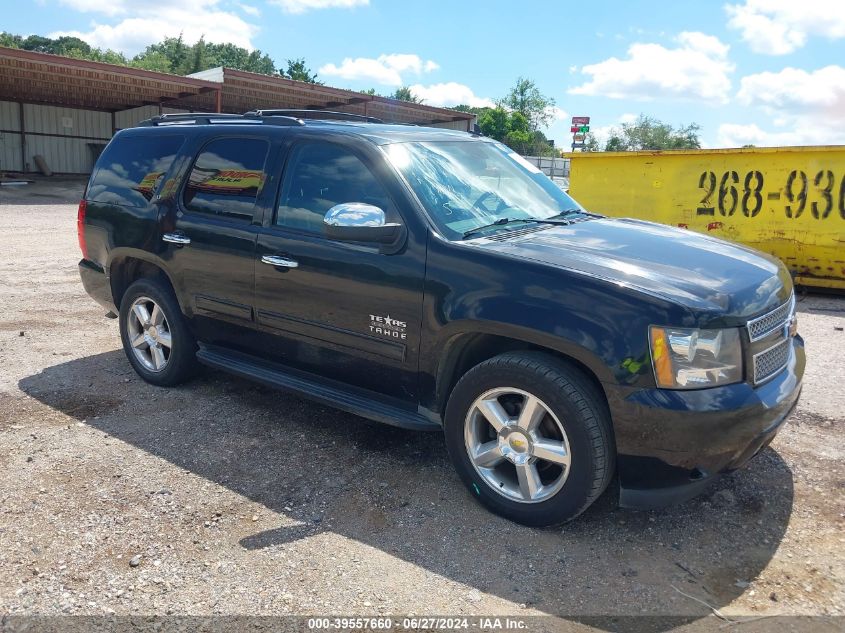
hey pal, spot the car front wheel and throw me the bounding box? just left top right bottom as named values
left=444, top=352, right=615, bottom=526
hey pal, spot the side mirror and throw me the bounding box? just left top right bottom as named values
left=323, top=203, right=404, bottom=245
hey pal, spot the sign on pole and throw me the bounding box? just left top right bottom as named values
left=571, top=116, right=591, bottom=151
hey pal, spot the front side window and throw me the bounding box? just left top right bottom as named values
left=276, top=142, right=394, bottom=234
left=183, top=137, right=269, bottom=221
left=88, top=134, right=185, bottom=208
left=383, top=140, right=584, bottom=240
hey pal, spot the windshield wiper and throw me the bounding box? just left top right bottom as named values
left=462, top=216, right=572, bottom=240
left=548, top=208, right=602, bottom=220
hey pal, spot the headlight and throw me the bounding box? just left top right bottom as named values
left=649, top=326, right=743, bottom=389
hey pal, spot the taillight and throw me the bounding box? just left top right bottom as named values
left=77, top=199, right=88, bottom=259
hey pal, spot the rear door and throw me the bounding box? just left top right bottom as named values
left=160, top=134, right=274, bottom=346
left=251, top=137, right=427, bottom=403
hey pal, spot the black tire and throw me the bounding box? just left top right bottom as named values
left=118, top=277, right=199, bottom=387
left=444, top=351, right=615, bottom=526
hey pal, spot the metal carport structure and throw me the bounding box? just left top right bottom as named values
left=0, top=47, right=474, bottom=174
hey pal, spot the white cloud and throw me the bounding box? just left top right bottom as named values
left=319, top=53, right=439, bottom=86
left=237, top=3, right=261, bottom=16
left=377, top=54, right=439, bottom=75
left=57, top=0, right=127, bottom=16
left=737, top=65, right=845, bottom=120
left=406, top=82, right=495, bottom=108
left=270, top=0, right=369, bottom=14
left=568, top=31, right=734, bottom=103
left=545, top=106, right=569, bottom=125
left=725, top=0, right=845, bottom=55
left=716, top=122, right=845, bottom=147
left=51, top=1, right=257, bottom=54
left=719, top=65, right=845, bottom=147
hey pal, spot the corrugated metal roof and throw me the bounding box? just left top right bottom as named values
left=0, top=48, right=475, bottom=128
left=0, top=47, right=219, bottom=112
left=193, top=67, right=474, bottom=127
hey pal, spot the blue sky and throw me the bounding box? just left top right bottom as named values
left=11, top=1, right=845, bottom=148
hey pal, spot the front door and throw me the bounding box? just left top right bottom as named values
left=252, top=139, right=426, bottom=404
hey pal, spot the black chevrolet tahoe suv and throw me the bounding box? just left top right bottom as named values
left=78, top=111, right=804, bottom=526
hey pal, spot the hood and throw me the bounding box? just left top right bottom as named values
left=472, top=218, right=792, bottom=318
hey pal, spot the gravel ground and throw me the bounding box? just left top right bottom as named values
left=0, top=178, right=843, bottom=629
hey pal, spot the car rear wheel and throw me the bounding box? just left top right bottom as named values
left=444, top=351, right=614, bottom=526
left=119, top=278, right=198, bottom=387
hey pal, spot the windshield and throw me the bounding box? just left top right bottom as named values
left=383, top=140, right=583, bottom=239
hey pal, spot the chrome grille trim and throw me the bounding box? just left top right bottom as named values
left=753, top=338, right=791, bottom=385
left=747, top=295, right=794, bottom=342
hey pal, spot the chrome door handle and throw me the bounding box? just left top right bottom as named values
left=162, top=232, right=191, bottom=245
left=261, top=254, right=299, bottom=268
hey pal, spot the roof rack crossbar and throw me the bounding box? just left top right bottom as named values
left=246, top=109, right=384, bottom=124
left=137, top=113, right=305, bottom=127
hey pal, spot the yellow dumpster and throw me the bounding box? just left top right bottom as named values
left=566, top=146, right=845, bottom=291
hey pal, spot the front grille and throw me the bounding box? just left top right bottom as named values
left=747, top=296, right=794, bottom=342
left=753, top=338, right=791, bottom=385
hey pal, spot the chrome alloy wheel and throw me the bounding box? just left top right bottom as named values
left=464, top=387, right=571, bottom=503
left=126, top=296, right=172, bottom=372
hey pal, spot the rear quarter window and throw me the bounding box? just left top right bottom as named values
left=88, top=134, right=185, bottom=208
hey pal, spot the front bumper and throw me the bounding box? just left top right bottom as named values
left=605, top=335, right=805, bottom=510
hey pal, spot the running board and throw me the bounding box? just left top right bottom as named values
left=196, top=344, right=440, bottom=432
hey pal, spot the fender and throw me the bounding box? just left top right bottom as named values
left=418, top=236, right=692, bottom=412
left=426, top=318, right=617, bottom=415
left=106, top=247, right=187, bottom=314
left=435, top=318, right=616, bottom=381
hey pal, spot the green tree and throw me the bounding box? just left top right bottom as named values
left=0, top=32, right=23, bottom=48
left=137, top=35, right=191, bottom=74
left=130, top=50, right=172, bottom=73
left=65, top=46, right=128, bottom=65
left=187, top=36, right=209, bottom=74
left=282, top=57, right=321, bottom=83
left=244, top=50, right=276, bottom=75
left=583, top=132, right=601, bottom=152
left=1, top=30, right=282, bottom=76
left=477, top=107, right=509, bottom=140
left=200, top=42, right=276, bottom=74
left=20, top=35, right=54, bottom=53
left=132, top=35, right=278, bottom=76
left=54, top=36, right=92, bottom=55
left=503, top=77, right=555, bottom=130
left=450, top=104, right=485, bottom=114
left=502, top=111, right=532, bottom=153
left=391, top=86, right=422, bottom=103
left=603, top=115, right=701, bottom=151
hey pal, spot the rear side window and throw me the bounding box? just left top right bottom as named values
left=183, top=137, right=269, bottom=222
left=276, top=142, right=394, bottom=234
left=88, top=134, right=185, bottom=208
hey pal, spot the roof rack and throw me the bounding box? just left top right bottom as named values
left=137, top=113, right=305, bottom=127
left=245, top=109, right=384, bottom=124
